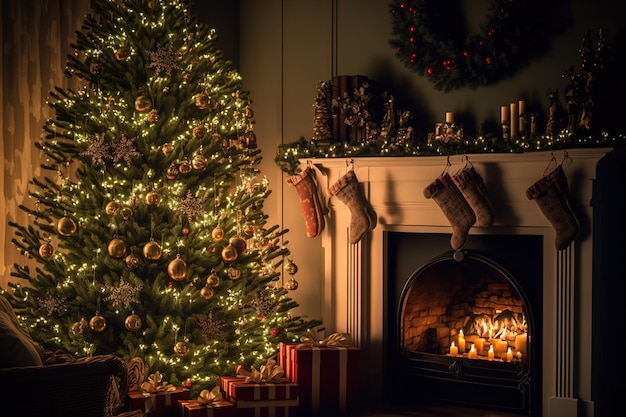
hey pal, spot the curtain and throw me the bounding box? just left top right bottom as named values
left=1, top=0, right=90, bottom=289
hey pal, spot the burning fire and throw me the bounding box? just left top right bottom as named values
left=464, top=309, right=527, bottom=340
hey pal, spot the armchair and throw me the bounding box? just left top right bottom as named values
left=0, top=294, right=129, bottom=417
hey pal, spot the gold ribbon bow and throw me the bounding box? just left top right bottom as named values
left=298, top=329, right=351, bottom=347
left=140, top=371, right=177, bottom=394
left=197, top=386, right=223, bottom=405
left=237, top=358, right=288, bottom=383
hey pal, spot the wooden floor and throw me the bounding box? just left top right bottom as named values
left=327, top=402, right=525, bottom=417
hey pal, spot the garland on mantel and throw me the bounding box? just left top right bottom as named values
left=275, top=132, right=626, bottom=175
left=388, top=0, right=571, bottom=92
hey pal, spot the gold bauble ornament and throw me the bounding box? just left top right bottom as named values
left=178, top=159, right=193, bottom=174
left=108, top=237, right=127, bottom=259
left=285, top=277, right=299, bottom=291
left=192, top=125, right=206, bottom=139
left=221, top=244, right=238, bottom=263
left=194, top=92, right=209, bottom=109
left=285, top=259, right=299, bottom=275
left=229, top=236, right=247, bottom=253
left=227, top=267, right=241, bottom=281
left=125, top=254, right=141, bottom=270
left=167, top=255, right=188, bottom=281
left=243, top=221, right=255, bottom=237
left=174, top=341, right=190, bottom=357
left=166, top=163, right=179, bottom=180
left=120, top=206, right=134, bottom=221
left=143, top=240, right=162, bottom=261
left=105, top=201, right=121, bottom=215
left=124, top=313, right=142, bottom=332
left=89, top=314, right=107, bottom=332
left=206, top=272, right=220, bottom=287
left=147, top=109, right=159, bottom=123
left=38, top=242, right=55, bottom=259
left=135, top=95, right=152, bottom=112
left=162, top=143, right=174, bottom=156
left=192, top=153, right=208, bottom=170
left=115, top=46, right=130, bottom=61
left=71, top=319, right=86, bottom=335
left=57, top=216, right=77, bottom=236
left=145, top=190, right=160, bottom=206
left=199, top=286, right=215, bottom=300
left=211, top=226, right=225, bottom=241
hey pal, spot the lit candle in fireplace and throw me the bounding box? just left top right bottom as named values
left=515, top=333, right=527, bottom=359
left=495, top=339, right=508, bottom=356
left=474, top=337, right=485, bottom=355
left=488, top=345, right=495, bottom=360
left=468, top=343, right=477, bottom=359
left=458, top=330, right=465, bottom=355
left=516, top=351, right=523, bottom=361
left=506, top=347, right=513, bottom=362
left=450, top=341, right=458, bottom=356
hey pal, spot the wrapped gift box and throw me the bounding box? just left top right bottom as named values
left=178, top=399, right=236, bottom=417
left=219, top=376, right=299, bottom=417
left=279, top=342, right=360, bottom=415
left=127, top=387, right=189, bottom=417
left=219, top=376, right=298, bottom=402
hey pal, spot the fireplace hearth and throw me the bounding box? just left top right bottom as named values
left=385, top=233, right=542, bottom=415
left=308, top=147, right=615, bottom=417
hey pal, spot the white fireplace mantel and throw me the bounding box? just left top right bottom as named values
left=305, top=148, right=611, bottom=417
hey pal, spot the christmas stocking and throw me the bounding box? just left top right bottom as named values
left=526, top=165, right=580, bottom=250
left=287, top=166, right=325, bottom=238
left=424, top=172, right=476, bottom=250
left=329, top=169, right=377, bottom=244
left=452, top=165, right=495, bottom=227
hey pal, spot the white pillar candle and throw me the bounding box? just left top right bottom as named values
left=468, top=344, right=477, bottom=359
left=446, top=112, right=454, bottom=124
left=519, top=100, right=527, bottom=134
left=474, top=337, right=485, bottom=355
left=450, top=341, right=458, bottom=356
left=514, top=333, right=527, bottom=359
left=458, top=330, right=465, bottom=355
left=488, top=345, right=495, bottom=360
left=506, top=347, right=513, bottom=362
left=510, top=102, right=519, bottom=138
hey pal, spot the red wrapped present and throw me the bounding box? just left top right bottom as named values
left=127, top=371, right=190, bottom=417
left=234, top=400, right=298, bottom=417
left=280, top=331, right=361, bottom=415
left=219, top=359, right=298, bottom=403
left=178, top=386, right=236, bottom=417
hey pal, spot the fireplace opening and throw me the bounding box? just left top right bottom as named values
left=383, top=232, right=543, bottom=416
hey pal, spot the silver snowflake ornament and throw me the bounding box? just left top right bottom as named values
left=111, top=133, right=142, bottom=166
left=104, top=278, right=142, bottom=308
left=80, top=133, right=109, bottom=166
left=197, top=314, right=225, bottom=341
left=176, top=190, right=206, bottom=223
left=37, top=291, right=67, bottom=316
left=147, top=43, right=182, bottom=76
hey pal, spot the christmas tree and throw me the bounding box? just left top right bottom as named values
left=2, top=0, right=320, bottom=395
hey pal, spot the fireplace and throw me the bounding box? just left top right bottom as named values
left=386, top=232, right=542, bottom=415
left=308, top=147, right=615, bottom=417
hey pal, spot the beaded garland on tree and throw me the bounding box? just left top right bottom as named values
left=388, top=0, right=571, bottom=92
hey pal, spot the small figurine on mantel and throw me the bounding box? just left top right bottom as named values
left=311, top=81, right=333, bottom=145
left=545, top=88, right=566, bottom=135
left=429, top=112, right=463, bottom=143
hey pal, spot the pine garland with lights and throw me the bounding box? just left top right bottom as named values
left=388, top=0, right=571, bottom=92
left=3, top=0, right=320, bottom=397
left=276, top=131, right=626, bottom=175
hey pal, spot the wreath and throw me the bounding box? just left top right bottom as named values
left=389, top=0, right=571, bottom=92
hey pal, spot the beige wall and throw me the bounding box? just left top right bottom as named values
left=239, top=0, right=625, bottom=326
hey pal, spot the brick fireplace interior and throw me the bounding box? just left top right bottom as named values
left=385, top=232, right=543, bottom=415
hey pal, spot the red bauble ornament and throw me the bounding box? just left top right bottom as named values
left=270, top=328, right=280, bottom=337
left=182, top=227, right=190, bottom=236
left=184, top=378, right=193, bottom=389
